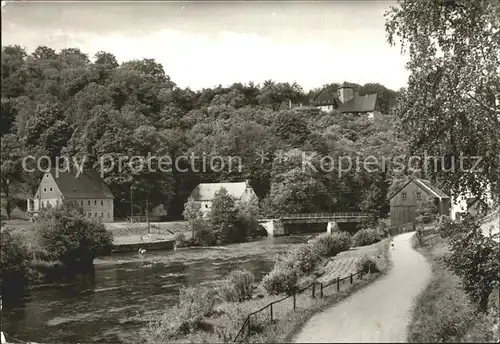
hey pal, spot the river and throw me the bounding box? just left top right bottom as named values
left=1, top=235, right=309, bottom=344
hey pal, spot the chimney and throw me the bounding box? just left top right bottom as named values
left=338, top=82, right=354, bottom=103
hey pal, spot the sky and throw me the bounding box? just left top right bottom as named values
left=1, top=0, right=409, bottom=91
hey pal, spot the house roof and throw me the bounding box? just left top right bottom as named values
left=47, top=168, right=114, bottom=199
left=388, top=177, right=450, bottom=201
left=189, top=181, right=251, bottom=201
left=337, top=94, right=378, bottom=113
left=313, top=88, right=339, bottom=106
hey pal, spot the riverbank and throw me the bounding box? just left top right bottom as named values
left=141, top=235, right=391, bottom=343
left=408, top=232, right=499, bottom=342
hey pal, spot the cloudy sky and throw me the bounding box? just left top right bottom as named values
left=1, top=0, right=409, bottom=91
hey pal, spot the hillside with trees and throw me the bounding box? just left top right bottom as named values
left=1, top=45, right=407, bottom=221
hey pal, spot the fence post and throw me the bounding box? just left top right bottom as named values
left=270, top=304, right=273, bottom=321
left=320, top=283, right=323, bottom=298
left=350, top=273, right=353, bottom=284
left=336, top=277, right=340, bottom=292
left=312, top=283, right=316, bottom=298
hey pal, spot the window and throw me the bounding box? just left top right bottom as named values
left=80, top=200, right=84, bottom=206
left=43, top=188, right=47, bottom=192
left=94, top=200, right=97, bottom=205
left=88, top=200, right=91, bottom=206
left=416, top=192, right=421, bottom=200
left=49, top=188, right=52, bottom=192
left=101, top=200, right=104, bottom=206
left=205, top=204, right=208, bottom=208
left=402, top=192, right=407, bottom=200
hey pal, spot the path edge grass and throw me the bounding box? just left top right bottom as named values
left=256, top=237, right=393, bottom=343
left=407, top=232, right=499, bottom=343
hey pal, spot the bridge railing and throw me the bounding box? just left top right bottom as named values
left=279, top=212, right=371, bottom=219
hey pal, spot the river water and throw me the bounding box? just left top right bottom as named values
left=1, top=235, right=309, bottom=344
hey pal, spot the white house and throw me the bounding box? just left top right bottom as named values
left=188, top=180, right=257, bottom=217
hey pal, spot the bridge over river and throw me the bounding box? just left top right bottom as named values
left=258, top=212, right=372, bottom=236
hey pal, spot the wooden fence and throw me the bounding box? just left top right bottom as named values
left=232, top=267, right=373, bottom=342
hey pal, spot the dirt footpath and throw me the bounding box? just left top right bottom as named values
left=293, top=232, right=431, bottom=343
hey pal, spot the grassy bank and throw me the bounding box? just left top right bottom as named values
left=408, top=233, right=499, bottom=343
left=141, top=233, right=391, bottom=344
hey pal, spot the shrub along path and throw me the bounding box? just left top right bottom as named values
left=292, top=232, right=431, bottom=343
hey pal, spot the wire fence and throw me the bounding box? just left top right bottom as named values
left=232, top=268, right=372, bottom=342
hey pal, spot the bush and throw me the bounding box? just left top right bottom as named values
left=1, top=229, right=29, bottom=290
left=220, top=269, right=255, bottom=302
left=441, top=217, right=500, bottom=312
left=35, top=202, right=113, bottom=267
left=352, top=228, right=382, bottom=247
left=260, top=264, right=298, bottom=295
left=313, top=232, right=352, bottom=257
left=285, top=243, right=320, bottom=275
left=174, top=233, right=185, bottom=245
left=355, top=256, right=380, bottom=274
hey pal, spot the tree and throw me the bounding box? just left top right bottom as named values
left=24, top=102, right=72, bottom=162
left=385, top=0, right=500, bottom=200
left=35, top=201, right=113, bottom=268
left=439, top=216, right=500, bottom=312
left=1, top=134, right=23, bottom=219
left=272, top=111, right=311, bottom=148
left=209, top=188, right=241, bottom=243
left=182, top=197, right=203, bottom=240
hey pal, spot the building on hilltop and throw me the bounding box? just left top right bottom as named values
left=274, top=99, right=320, bottom=115
left=188, top=180, right=258, bottom=217
left=27, top=168, right=114, bottom=222
left=312, top=82, right=382, bottom=118
left=388, top=177, right=450, bottom=227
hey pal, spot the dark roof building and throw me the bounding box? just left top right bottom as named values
left=312, top=81, right=381, bottom=117
left=29, top=168, right=115, bottom=222
left=40, top=168, right=114, bottom=199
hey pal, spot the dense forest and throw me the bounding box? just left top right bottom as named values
left=1, top=45, right=411, bottom=220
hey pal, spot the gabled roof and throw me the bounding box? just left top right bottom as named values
left=388, top=177, right=449, bottom=201
left=313, top=87, right=339, bottom=106
left=45, top=168, right=114, bottom=199
left=337, top=94, right=378, bottom=113
left=189, top=181, right=252, bottom=201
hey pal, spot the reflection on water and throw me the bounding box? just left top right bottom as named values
left=1, top=235, right=308, bottom=343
